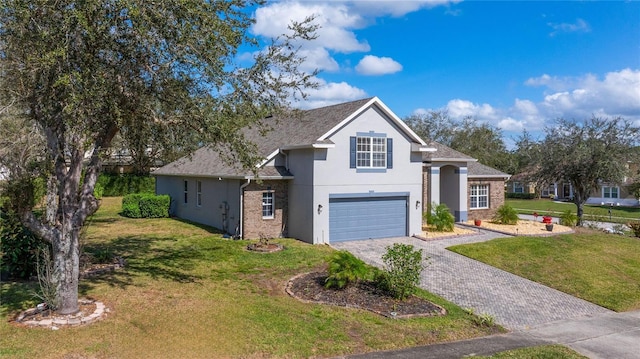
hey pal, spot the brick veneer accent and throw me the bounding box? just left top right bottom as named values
left=422, top=166, right=430, bottom=223
left=467, top=178, right=505, bottom=221
left=242, top=180, right=289, bottom=239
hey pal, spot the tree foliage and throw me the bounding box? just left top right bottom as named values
left=534, top=117, right=639, bottom=225
left=0, top=0, right=316, bottom=314
left=404, top=111, right=513, bottom=173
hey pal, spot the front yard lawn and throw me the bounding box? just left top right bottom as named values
left=506, top=199, right=640, bottom=224
left=1, top=197, right=498, bottom=359
left=448, top=231, right=640, bottom=312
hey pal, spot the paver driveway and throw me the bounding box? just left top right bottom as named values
left=331, top=229, right=612, bottom=331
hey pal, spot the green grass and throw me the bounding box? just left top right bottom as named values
left=449, top=232, right=640, bottom=312
left=478, top=345, right=588, bottom=358
left=506, top=199, right=640, bottom=224
left=0, top=197, right=500, bottom=359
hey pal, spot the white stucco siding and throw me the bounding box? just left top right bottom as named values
left=312, top=105, right=424, bottom=243
left=155, top=175, right=241, bottom=233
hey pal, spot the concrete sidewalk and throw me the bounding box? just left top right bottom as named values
left=340, top=310, right=640, bottom=359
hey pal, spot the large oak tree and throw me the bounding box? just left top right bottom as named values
left=535, top=117, right=639, bottom=225
left=0, top=0, right=316, bottom=314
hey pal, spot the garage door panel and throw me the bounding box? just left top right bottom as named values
left=329, top=196, right=407, bottom=242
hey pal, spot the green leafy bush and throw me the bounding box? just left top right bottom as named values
left=0, top=209, right=44, bottom=279
left=425, top=202, right=455, bottom=232
left=377, top=243, right=426, bottom=300
left=559, top=209, right=578, bottom=227
left=492, top=204, right=519, bottom=225
left=93, top=183, right=104, bottom=200
left=97, top=174, right=155, bottom=197
left=121, top=193, right=170, bottom=218
left=629, top=221, right=640, bottom=238
left=325, top=250, right=370, bottom=289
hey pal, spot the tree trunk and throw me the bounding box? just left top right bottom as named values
left=576, top=202, right=584, bottom=227
left=45, top=175, right=58, bottom=225
left=52, top=225, right=80, bottom=314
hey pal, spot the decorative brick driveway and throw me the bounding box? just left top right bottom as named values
left=331, top=229, right=612, bottom=331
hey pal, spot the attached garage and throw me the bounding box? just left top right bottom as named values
left=329, top=194, right=408, bottom=242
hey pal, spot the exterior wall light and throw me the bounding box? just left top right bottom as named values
left=416, top=200, right=421, bottom=209
left=318, top=204, right=323, bottom=214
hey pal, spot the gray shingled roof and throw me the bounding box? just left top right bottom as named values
left=468, top=161, right=510, bottom=178
left=154, top=98, right=373, bottom=178
left=422, top=141, right=476, bottom=161
left=421, top=141, right=509, bottom=178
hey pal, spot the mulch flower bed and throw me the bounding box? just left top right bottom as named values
left=286, top=271, right=446, bottom=319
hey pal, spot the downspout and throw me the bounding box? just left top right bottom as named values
left=239, top=179, right=251, bottom=239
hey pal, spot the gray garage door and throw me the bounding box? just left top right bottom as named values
left=329, top=196, right=407, bottom=242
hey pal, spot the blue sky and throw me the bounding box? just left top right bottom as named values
left=249, top=1, right=640, bottom=145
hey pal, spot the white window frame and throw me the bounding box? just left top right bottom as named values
left=602, top=186, right=619, bottom=199
left=356, top=136, right=386, bottom=169
left=196, top=180, right=202, bottom=207
left=262, top=191, right=274, bottom=219
left=470, top=184, right=489, bottom=209
left=183, top=180, right=188, bottom=204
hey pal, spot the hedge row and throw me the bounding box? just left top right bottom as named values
left=97, top=174, right=155, bottom=197
left=505, top=192, right=536, bottom=199
left=122, top=193, right=170, bottom=218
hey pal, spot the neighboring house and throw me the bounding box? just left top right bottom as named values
left=507, top=161, right=640, bottom=207
left=153, top=97, right=510, bottom=244
left=585, top=161, right=640, bottom=207
left=421, top=142, right=510, bottom=222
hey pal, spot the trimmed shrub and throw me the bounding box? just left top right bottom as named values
left=325, top=250, right=370, bottom=289
left=97, top=174, right=155, bottom=197
left=425, top=202, right=455, bottom=232
left=559, top=209, right=578, bottom=227
left=121, top=193, right=169, bottom=218
left=377, top=243, right=426, bottom=300
left=493, top=204, right=519, bottom=225
left=505, top=192, right=536, bottom=199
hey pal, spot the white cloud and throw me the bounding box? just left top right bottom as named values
left=446, top=99, right=499, bottom=121
left=427, top=69, right=640, bottom=140
left=348, top=0, right=461, bottom=17
left=355, top=55, right=402, bottom=75
left=298, top=78, right=368, bottom=109
left=536, top=68, right=640, bottom=119
left=252, top=1, right=455, bottom=75
left=548, top=18, right=591, bottom=37
left=253, top=2, right=370, bottom=55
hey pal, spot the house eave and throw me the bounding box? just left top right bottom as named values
left=152, top=172, right=294, bottom=181
left=317, top=97, right=427, bottom=145
left=468, top=175, right=511, bottom=180
left=412, top=143, right=437, bottom=152
left=426, top=158, right=479, bottom=163
left=280, top=143, right=336, bottom=150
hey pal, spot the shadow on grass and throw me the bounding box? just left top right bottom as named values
left=79, top=234, right=223, bottom=295
left=0, top=280, right=38, bottom=316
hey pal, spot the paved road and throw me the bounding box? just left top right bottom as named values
left=341, top=310, right=640, bottom=359
left=330, top=229, right=640, bottom=358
